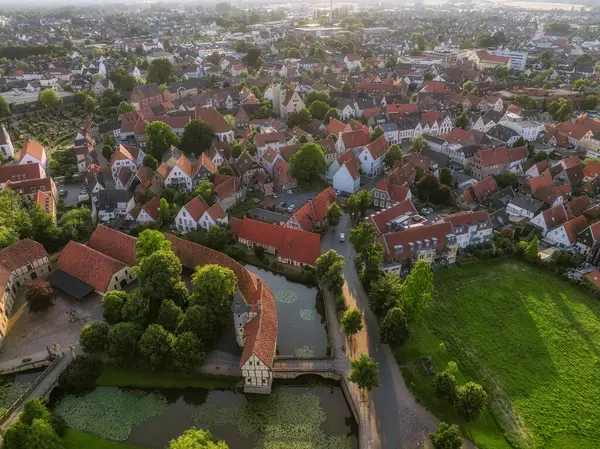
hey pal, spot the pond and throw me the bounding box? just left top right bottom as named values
left=51, top=377, right=358, bottom=449
left=0, top=368, right=45, bottom=410
left=245, top=265, right=329, bottom=358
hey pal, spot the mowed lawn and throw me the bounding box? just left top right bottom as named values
left=395, top=259, right=600, bottom=449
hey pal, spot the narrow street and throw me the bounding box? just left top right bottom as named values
left=321, top=214, right=461, bottom=449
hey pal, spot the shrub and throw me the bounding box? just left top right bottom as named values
left=336, top=294, right=348, bottom=312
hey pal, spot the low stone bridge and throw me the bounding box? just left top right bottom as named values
left=272, top=357, right=346, bottom=380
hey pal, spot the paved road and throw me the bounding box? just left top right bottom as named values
left=321, top=214, right=472, bottom=449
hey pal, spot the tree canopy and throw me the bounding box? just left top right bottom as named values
left=38, top=89, right=63, bottom=108
left=145, top=121, right=179, bottom=159
left=289, top=143, right=327, bottom=184
left=349, top=354, right=380, bottom=392
left=168, top=428, right=229, bottom=449
left=147, top=58, right=175, bottom=84
left=180, top=120, right=216, bottom=156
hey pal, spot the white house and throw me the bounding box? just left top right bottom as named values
left=137, top=197, right=161, bottom=224
left=544, top=216, right=587, bottom=249
left=445, top=211, right=493, bottom=248
left=327, top=151, right=361, bottom=194
left=356, top=136, right=388, bottom=178
left=0, top=125, right=15, bottom=159
left=97, top=190, right=135, bottom=222
left=19, top=139, right=47, bottom=169
left=175, top=196, right=228, bottom=233
left=344, top=55, right=362, bottom=71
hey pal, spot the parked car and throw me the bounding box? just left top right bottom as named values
left=59, top=189, right=66, bottom=197
left=287, top=204, right=296, bottom=212
left=339, top=233, right=345, bottom=242
left=278, top=202, right=286, bottom=208
left=287, top=189, right=294, bottom=195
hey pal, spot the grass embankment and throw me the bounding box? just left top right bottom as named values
left=96, top=366, right=239, bottom=390
left=396, top=259, right=600, bottom=449
left=64, top=429, right=144, bottom=449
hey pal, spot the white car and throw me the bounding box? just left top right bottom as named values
left=287, top=189, right=293, bottom=195
left=287, top=204, right=296, bottom=212
left=339, top=233, right=345, bottom=242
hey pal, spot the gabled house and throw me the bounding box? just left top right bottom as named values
left=19, top=139, right=47, bottom=169
left=544, top=215, right=588, bottom=249
left=336, top=129, right=370, bottom=154
left=285, top=187, right=337, bottom=231
left=576, top=221, right=600, bottom=264
left=175, top=196, right=228, bottom=233
left=367, top=200, right=419, bottom=234
left=136, top=197, right=161, bottom=225
left=531, top=203, right=569, bottom=237
left=327, top=150, right=361, bottom=194
left=444, top=211, right=493, bottom=248
left=356, top=136, right=388, bottom=177
left=97, top=189, right=135, bottom=222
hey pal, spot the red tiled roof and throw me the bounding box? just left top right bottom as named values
left=446, top=211, right=492, bottom=234
left=542, top=204, right=568, bottom=230
left=341, top=130, right=370, bottom=149
left=471, top=176, right=498, bottom=202
left=255, top=131, right=286, bottom=148
left=584, top=161, right=600, bottom=178
left=207, top=202, right=226, bottom=221
left=529, top=172, right=553, bottom=194
left=325, top=119, right=347, bottom=135
left=585, top=270, right=600, bottom=289
left=387, top=162, right=417, bottom=188
left=404, top=152, right=433, bottom=170
left=57, top=241, right=127, bottom=292
left=213, top=175, right=241, bottom=200
left=87, top=225, right=138, bottom=266
left=0, top=163, right=44, bottom=184
left=380, top=222, right=454, bottom=261
left=387, top=103, right=419, bottom=115
left=20, top=139, right=45, bottom=162
left=440, top=128, right=472, bottom=145
left=196, top=107, right=232, bottom=133
left=566, top=196, right=591, bottom=218
left=141, top=197, right=161, bottom=221
left=365, top=135, right=388, bottom=159
left=183, top=196, right=210, bottom=222
left=564, top=215, right=588, bottom=244
left=176, top=156, right=194, bottom=177
left=474, top=50, right=509, bottom=64
left=368, top=200, right=418, bottom=234
left=230, top=217, right=243, bottom=236
left=165, top=234, right=277, bottom=368
left=288, top=187, right=337, bottom=231
left=0, top=239, right=48, bottom=272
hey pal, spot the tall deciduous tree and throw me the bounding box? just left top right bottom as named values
left=400, top=260, right=434, bottom=322
left=308, top=100, right=330, bottom=120
left=38, top=89, right=63, bottom=108
left=173, top=332, right=204, bottom=373
left=145, top=121, right=179, bottom=159
left=315, top=250, right=345, bottom=294
left=107, top=322, right=140, bottom=358
left=384, top=144, right=403, bottom=168
left=136, top=229, right=171, bottom=261
left=147, top=58, right=174, bottom=84
left=429, top=422, right=463, bottom=449
left=417, top=173, right=441, bottom=202
left=368, top=272, right=402, bottom=317
left=156, top=299, right=184, bottom=333
left=168, top=428, right=229, bottom=449
left=59, top=207, right=94, bottom=242
left=79, top=322, right=110, bottom=353
left=324, top=108, right=340, bottom=124
left=25, top=280, right=55, bottom=313
left=180, top=120, right=215, bottom=156
left=454, top=111, right=469, bottom=130
left=525, top=236, right=539, bottom=262
left=380, top=307, right=410, bottom=346
left=190, top=265, right=237, bottom=320
left=0, top=96, right=11, bottom=118
left=340, top=308, right=363, bottom=353
left=117, top=101, right=135, bottom=115
left=287, top=108, right=312, bottom=128
left=101, top=290, right=128, bottom=325
left=456, top=382, right=487, bottom=422
left=349, top=354, right=380, bottom=394
left=370, top=126, right=384, bottom=142
left=180, top=304, right=220, bottom=346
left=432, top=362, right=459, bottom=403
left=139, top=324, right=176, bottom=370
left=349, top=222, right=379, bottom=254
left=344, top=191, right=372, bottom=216
left=289, top=143, right=327, bottom=184
left=326, top=202, right=342, bottom=227
left=439, top=167, right=452, bottom=186
left=409, top=135, right=428, bottom=153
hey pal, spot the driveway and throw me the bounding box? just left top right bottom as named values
left=94, top=141, right=115, bottom=189
left=321, top=214, right=464, bottom=449
left=60, top=182, right=87, bottom=208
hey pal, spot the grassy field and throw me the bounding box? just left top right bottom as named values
left=395, top=259, right=600, bottom=449
left=64, top=429, right=144, bottom=449
left=96, top=366, right=240, bottom=390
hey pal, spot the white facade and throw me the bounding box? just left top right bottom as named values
left=332, top=164, right=360, bottom=194
left=490, top=49, right=528, bottom=71
left=164, top=166, right=193, bottom=192
left=241, top=354, right=273, bottom=394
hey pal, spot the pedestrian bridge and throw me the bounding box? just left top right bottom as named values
left=272, top=357, right=343, bottom=380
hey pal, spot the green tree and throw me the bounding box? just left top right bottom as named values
left=190, top=265, right=237, bottom=320
left=525, top=236, right=539, bottom=262
left=136, top=229, right=171, bottom=261
left=289, top=143, right=327, bottom=184
left=305, top=90, right=330, bottom=107
left=435, top=184, right=453, bottom=205
left=315, top=250, right=344, bottom=294
left=140, top=324, right=176, bottom=370
left=180, top=119, right=216, bottom=156
left=429, top=422, right=463, bottom=449
left=432, top=362, right=459, bottom=403
left=456, top=382, right=487, bottom=422
left=344, top=190, right=372, bottom=216
left=584, top=95, right=598, bottom=111
left=380, top=307, right=409, bottom=346
left=358, top=242, right=385, bottom=287
left=341, top=308, right=363, bottom=352
left=192, top=179, right=214, bottom=205
left=439, top=167, right=452, bottom=186
left=7, top=418, right=65, bottom=449
left=160, top=198, right=172, bottom=226
left=0, top=96, right=11, bottom=118
left=25, top=280, right=55, bottom=313
left=308, top=100, right=330, bottom=120
left=137, top=250, right=188, bottom=318
left=400, top=260, right=434, bottom=322
left=326, top=202, right=342, bottom=227
left=324, top=108, right=340, bottom=124
left=454, top=111, right=468, bottom=129
left=168, top=428, right=229, bottom=449
left=20, top=399, right=52, bottom=425
left=409, top=135, right=428, bottom=153
left=145, top=121, right=179, bottom=159
left=461, top=80, right=476, bottom=94
left=369, top=272, right=402, bottom=317
left=147, top=58, right=175, bottom=84
left=417, top=173, right=440, bottom=202
left=38, top=89, right=63, bottom=108
left=384, top=144, right=403, bottom=168
left=173, top=332, right=204, bottom=373
left=370, top=126, right=384, bottom=142
left=349, top=354, right=380, bottom=393
left=102, top=290, right=128, bottom=325
left=108, top=322, right=140, bottom=358
left=117, top=101, right=136, bottom=115
left=412, top=33, right=426, bottom=51
left=180, top=305, right=220, bottom=346
left=547, top=98, right=574, bottom=121
left=79, top=322, right=110, bottom=353
left=84, top=96, right=96, bottom=112
left=59, top=207, right=94, bottom=242
left=533, top=150, right=548, bottom=162
left=156, top=299, right=184, bottom=333
left=349, top=222, right=378, bottom=254
left=287, top=108, right=312, bottom=128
